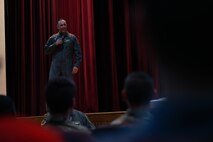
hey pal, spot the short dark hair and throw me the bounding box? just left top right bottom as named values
left=45, top=77, right=76, bottom=114
left=124, top=71, right=154, bottom=105
left=57, top=18, right=66, bottom=25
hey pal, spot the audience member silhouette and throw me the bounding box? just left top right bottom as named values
left=0, top=95, right=66, bottom=142
left=43, top=77, right=90, bottom=134
left=92, top=71, right=154, bottom=141
left=111, top=71, right=154, bottom=126
left=0, top=94, right=16, bottom=117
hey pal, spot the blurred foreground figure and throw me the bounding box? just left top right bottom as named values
left=43, top=77, right=90, bottom=133
left=0, top=95, right=65, bottom=142
left=0, top=95, right=16, bottom=117
left=0, top=118, right=65, bottom=142
left=111, top=71, right=154, bottom=126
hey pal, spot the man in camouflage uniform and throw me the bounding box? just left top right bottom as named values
left=45, top=19, right=82, bottom=80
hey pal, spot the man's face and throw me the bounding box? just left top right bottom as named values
left=57, top=20, right=67, bottom=33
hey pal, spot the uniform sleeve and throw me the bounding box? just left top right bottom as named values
left=44, top=36, right=58, bottom=54
left=73, top=36, right=82, bottom=67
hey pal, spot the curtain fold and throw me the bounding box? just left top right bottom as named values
left=93, top=0, right=158, bottom=111
left=5, top=0, right=158, bottom=116
left=6, top=0, right=98, bottom=116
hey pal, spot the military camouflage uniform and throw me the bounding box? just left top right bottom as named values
left=45, top=32, right=82, bottom=80
left=111, top=108, right=151, bottom=126
left=42, top=114, right=90, bottom=134
left=41, top=109, right=95, bottom=130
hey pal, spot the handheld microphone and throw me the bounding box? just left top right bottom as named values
left=61, top=35, right=65, bottom=41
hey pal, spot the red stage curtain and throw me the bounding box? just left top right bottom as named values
left=5, top=0, right=98, bottom=116
left=93, top=0, right=158, bottom=111
left=5, top=0, right=158, bottom=116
